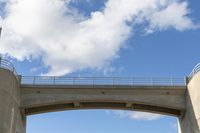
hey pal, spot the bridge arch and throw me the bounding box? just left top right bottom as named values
left=23, top=100, right=183, bottom=117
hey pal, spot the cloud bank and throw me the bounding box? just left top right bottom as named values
left=111, top=110, right=163, bottom=121
left=0, top=0, right=197, bottom=75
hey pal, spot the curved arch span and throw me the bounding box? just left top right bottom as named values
left=24, top=101, right=183, bottom=117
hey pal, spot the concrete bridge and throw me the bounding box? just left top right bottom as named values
left=0, top=58, right=200, bottom=133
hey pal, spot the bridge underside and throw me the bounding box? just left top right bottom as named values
left=21, top=85, right=186, bottom=117
left=24, top=101, right=183, bottom=117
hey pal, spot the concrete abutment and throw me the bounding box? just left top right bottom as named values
left=0, top=69, right=26, bottom=133
left=179, top=73, right=200, bottom=133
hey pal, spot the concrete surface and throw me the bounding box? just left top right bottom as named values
left=21, top=85, right=186, bottom=116
left=178, top=73, right=200, bottom=133
left=0, top=69, right=26, bottom=133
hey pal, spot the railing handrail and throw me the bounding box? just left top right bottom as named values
left=189, top=63, right=200, bottom=77
left=20, top=76, right=185, bottom=86
left=0, top=57, right=18, bottom=76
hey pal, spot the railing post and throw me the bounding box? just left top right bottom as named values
left=132, top=77, right=134, bottom=86
left=113, top=77, right=115, bottom=86
left=53, top=77, right=55, bottom=85
left=185, top=77, right=189, bottom=85
left=151, top=77, right=153, bottom=86
left=73, top=77, right=75, bottom=86
left=170, top=77, right=173, bottom=86
left=93, top=77, right=94, bottom=87
left=33, top=76, right=36, bottom=85
left=0, top=57, right=1, bottom=67
left=18, top=75, right=22, bottom=84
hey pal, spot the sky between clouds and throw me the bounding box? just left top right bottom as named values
left=0, top=0, right=198, bottom=76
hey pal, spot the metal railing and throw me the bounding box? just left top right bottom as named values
left=21, top=76, right=185, bottom=86
left=189, top=63, right=200, bottom=77
left=0, top=57, right=18, bottom=75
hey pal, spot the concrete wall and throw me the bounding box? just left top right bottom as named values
left=179, top=73, right=200, bottom=133
left=0, top=69, right=26, bottom=133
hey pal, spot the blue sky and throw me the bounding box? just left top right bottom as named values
left=0, top=0, right=200, bottom=133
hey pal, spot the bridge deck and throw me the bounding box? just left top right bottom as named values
left=21, top=84, right=186, bottom=116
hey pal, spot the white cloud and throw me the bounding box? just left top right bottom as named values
left=30, top=66, right=43, bottom=73
left=146, top=2, right=198, bottom=33
left=130, top=111, right=163, bottom=121
left=112, top=110, right=163, bottom=121
left=0, top=0, right=198, bottom=75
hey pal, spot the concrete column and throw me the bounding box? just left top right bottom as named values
left=179, top=74, right=200, bottom=133
left=0, top=69, right=26, bottom=133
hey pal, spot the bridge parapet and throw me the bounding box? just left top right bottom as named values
left=0, top=57, right=18, bottom=75
left=21, top=76, right=185, bottom=87
left=189, top=63, right=200, bottom=77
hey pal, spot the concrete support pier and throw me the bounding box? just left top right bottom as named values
left=0, top=69, right=26, bottom=133
left=179, top=73, right=200, bottom=133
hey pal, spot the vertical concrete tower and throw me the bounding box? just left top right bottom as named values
left=179, top=72, right=200, bottom=133
left=0, top=63, right=26, bottom=133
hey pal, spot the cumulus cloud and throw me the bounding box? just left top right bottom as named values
left=146, top=2, right=198, bottom=33
left=112, top=110, right=163, bottom=121
left=0, top=0, right=198, bottom=75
